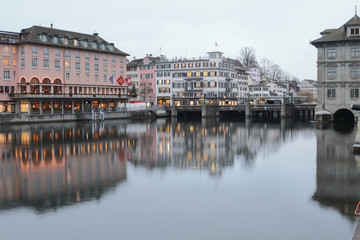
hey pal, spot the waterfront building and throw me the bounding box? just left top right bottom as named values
left=298, top=79, right=317, bottom=100
left=127, top=54, right=159, bottom=106
left=248, top=84, right=270, bottom=98
left=155, top=51, right=248, bottom=106
left=265, top=81, right=287, bottom=96
left=0, top=25, right=129, bottom=117
left=311, top=14, right=360, bottom=121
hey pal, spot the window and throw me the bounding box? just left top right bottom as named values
left=74, top=39, right=78, bottom=46
left=327, top=49, right=336, bottom=58
left=76, top=73, right=80, bottom=80
left=351, top=89, right=359, bottom=98
left=104, top=75, right=107, bottom=82
left=3, top=58, right=10, bottom=68
left=94, top=64, right=99, bottom=72
left=32, top=58, right=38, bottom=68
left=188, top=63, right=193, bottom=68
left=85, top=53, right=90, bottom=61
left=55, top=60, right=60, bottom=70
left=21, top=58, right=25, bottom=68
left=174, top=63, right=179, bottom=68
left=327, top=68, right=336, bottom=79
left=351, top=28, right=360, bottom=35
left=55, top=49, right=60, bottom=58
left=52, top=36, right=58, bottom=43
left=327, top=88, right=336, bottom=99
left=203, top=62, right=209, bottom=67
left=76, top=62, right=80, bottom=71
left=43, top=47, right=49, bottom=57
left=119, top=57, right=124, bottom=64
left=210, top=62, right=216, bottom=67
left=351, top=67, right=360, bottom=78
left=85, top=63, right=90, bottom=72
left=103, top=55, right=107, bottom=63
left=75, top=51, right=80, bottom=60
left=32, top=46, right=37, bottom=56
left=3, top=71, right=10, bottom=80
left=21, top=46, right=25, bottom=56
left=65, top=50, right=70, bottom=59
left=103, top=64, right=107, bottom=73
left=66, top=72, right=70, bottom=80
left=210, top=71, right=216, bottom=76
left=95, top=74, right=98, bottom=81
left=111, top=56, right=116, bottom=64
left=351, top=48, right=360, bottom=57
left=43, top=59, right=49, bottom=69
left=94, top=53, right=99, bottom=62
left=65, top=60, right=71, bottom=70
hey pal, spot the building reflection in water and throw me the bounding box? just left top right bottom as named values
left=131, top=118, right=313, bottom=176
left=313, top=123, right=360, bottom=222
left=0, top=122, right=130, bottom=213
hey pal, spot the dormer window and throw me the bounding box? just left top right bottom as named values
left=73, top=39, right=78, bottom=46
left=64, top=38, right=69, bottom=45
left=52, top=36, right=58, bottom=43
left=39, top=34, right=47, bottom=42
left=351, top=27, right=360, bottom=35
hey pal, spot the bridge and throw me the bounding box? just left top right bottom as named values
left=168, top=103, right=316, bottom=119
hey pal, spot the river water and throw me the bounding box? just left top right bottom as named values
left=0, top=118, right=359, bottom=240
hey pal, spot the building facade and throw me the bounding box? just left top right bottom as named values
left=155, top=51, right=248, bottom=106
left=127, top=54, right=159, bottom=106
left=298, top=79, right=317, bottom=100
left=0, top=25, right=129, bottom=117
left=311, top=14, right=360, bottom=121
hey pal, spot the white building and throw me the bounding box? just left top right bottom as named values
left=298, top=79, right=317, bottom=100
left=155, top=51, right=248, bottom=106
left=265, top=82, right=287, bottom=96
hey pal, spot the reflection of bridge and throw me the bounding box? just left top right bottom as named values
left=168, top=104, right=316, bottom=119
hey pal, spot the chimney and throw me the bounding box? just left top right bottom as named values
left=50, top=24, right=53, bottom=28
left=93, top=32, right=98, bottom=36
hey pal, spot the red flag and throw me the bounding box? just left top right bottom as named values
left=117, top=76, right=125, bottom=85
left=125, top=77, right=132, bottom=85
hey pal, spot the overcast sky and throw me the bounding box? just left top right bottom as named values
left=2, top=0, right=359, bottom=80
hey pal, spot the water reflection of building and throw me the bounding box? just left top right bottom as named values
left=0, top=122, right=130, bottom=212
left=313, top=124, right=360, bottom=222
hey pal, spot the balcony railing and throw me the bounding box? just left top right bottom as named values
left=10, top=93, right=130, bottom=99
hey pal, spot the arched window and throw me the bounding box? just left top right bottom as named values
left=30, top=77, right=40, bottom=94
left=53, top=79, right=62, bottom=94
left=42, top=78, right=51, bottom=94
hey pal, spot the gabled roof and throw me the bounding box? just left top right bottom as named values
left=311, top=15, right=360, bottom=46
left=18, top=25, right=129, bottom=55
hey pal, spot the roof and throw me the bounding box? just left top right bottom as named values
left=127, top=56, right=160, bottom=67
left=311, top=15, right=360, bottom=46
left=18, top=25, right=129, bottom=55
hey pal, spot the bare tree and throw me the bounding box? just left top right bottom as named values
left=299, top=91, right=314, bottom=103
left=239, top=47, right=257, bottom=68
left=269, top=64, right=282, bottom=81
left=259, top=58, right=273, bottom=78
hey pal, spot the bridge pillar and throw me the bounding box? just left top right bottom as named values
left=245, top=102, right=252, bottom=118
left=280, top=103, right=294, bottom=118
left=202, top=105, right=218, bottom=118
left=171, top=106, right=177, bottom=118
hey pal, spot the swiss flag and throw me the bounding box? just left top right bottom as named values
left=125, top=77, right=132, bottom=85
left=117, top=76, right=125, bottom=85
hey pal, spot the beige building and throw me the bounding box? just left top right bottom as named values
left=311, top=14, right=360, bottom=122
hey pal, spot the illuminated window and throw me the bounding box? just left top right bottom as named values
left=210, top=71, right=216, bottom=76
left=65, top=60, right=70, bottom=70
left=20, top=101, right=28, bottom=112
left=196, top=72, right=201, bottom=77
left=74, top=39, right=78, bottom=46
left=3, top=58, right=10, bottom=68
left=181, top=63, right=186, bottom=68
left=174, top=63, right=179, bottom=68
left=187, top=72, right=192, bottom=77
left=203, top=62, right=208, bottom=67
left=203, top=72, right=208, bottom=77
left=210, top=82, right=215, bottom=87
left=188, top=63, right=193, bottom=68
left=210, top=62, right=216, bottom=67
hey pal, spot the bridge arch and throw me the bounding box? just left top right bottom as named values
left=333, top=108, right=355, bottom=123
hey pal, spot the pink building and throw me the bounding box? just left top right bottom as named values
left=0, top=26, right=129, bottom=118
left=127, top=54, right=158, bottom=106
